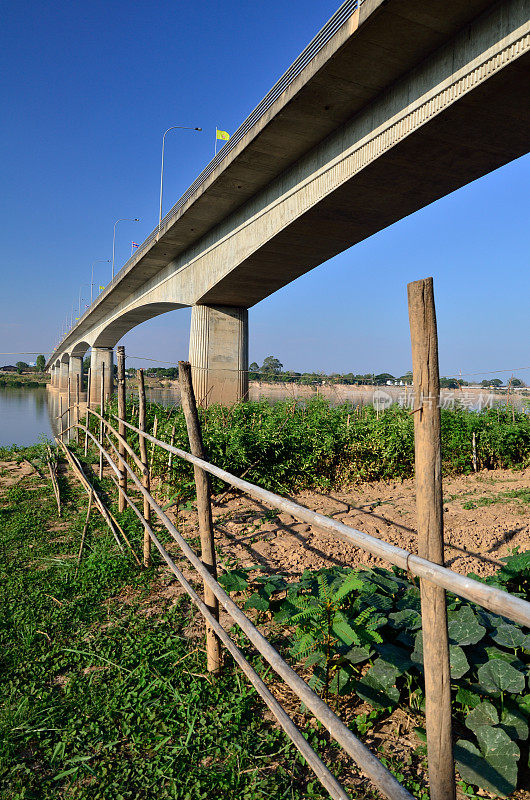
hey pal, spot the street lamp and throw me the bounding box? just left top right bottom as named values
left=78, top=283, right=90, bottom=316
left=158, top=125, right=202, bottom=234
left=91, top=259, right=110, bottom=304
left=112, top=218, right=140, bottom=279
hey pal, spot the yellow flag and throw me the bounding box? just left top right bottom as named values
left=216, top=129, right=230, bottom=141
left=99, top=285, right=105, bottom=292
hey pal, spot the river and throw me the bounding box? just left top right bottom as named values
left=0, top=384, right=527, bottom=448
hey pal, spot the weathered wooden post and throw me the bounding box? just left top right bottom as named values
left=116, top=346, right=127, bottom=511
left=408, top=277, right=455, bottom=800
left=75, top=374, right=80, bottom=446
left=67, top=376, right=71, bottom=442
left=98, top=362, right=105, bottom=480
left=137, top=369, right=151, bottom=567
left=179, top=360, right=221, bottom=674
left=59, top=394, right=64, bottom=442
left=84, top=368, right=91, bottom=456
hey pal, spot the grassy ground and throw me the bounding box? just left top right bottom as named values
left=0, top=444, right=365, bottom=800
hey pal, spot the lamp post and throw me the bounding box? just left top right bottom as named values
left=158, top=125, right=202, bottom=235
left=91, top=259, right=110, bottom=304
left=112, top=218, right=140, bottom=279
left=78, top=284, right=90, bottom=316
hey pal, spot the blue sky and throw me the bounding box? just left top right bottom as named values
left=1, top=0, right=528, bottom=381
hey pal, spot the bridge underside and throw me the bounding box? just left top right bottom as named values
left=48, top=0, right=530, bottom=405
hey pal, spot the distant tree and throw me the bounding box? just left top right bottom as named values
left=83, top=356, right=91, bottom=373
left=15, top=361, right=29, bottom=374
left=510, top=378, right=525, bottom=388
left=374, top=373, right=395, bottom=385
left=490, top=379, right=503, bottom=388
left=261, top=356, right=283, bottom=378
left=399, top=371, right=413, bottom=385
left=481, top=379, right=490, bottom=388
left=249, top=361, right=260, bottom=380
left=440, top=377, right=460, bottom=389
left=36, top=355, right=46, bottom=372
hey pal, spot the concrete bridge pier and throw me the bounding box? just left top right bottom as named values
left=59, top=359, right=69, bottom=392
left=50, top=364, right=58, bottom=388
left=69, top=356, right=84, bottom=398
left=89, top=347, right=114, bottom=406
left=189, top=305, right=248, bottom=407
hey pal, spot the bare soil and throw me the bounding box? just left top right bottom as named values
left=167, top=467, right=530, bottom=580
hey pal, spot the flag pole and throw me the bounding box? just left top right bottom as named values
left=215, top=127, right=218, bottom=157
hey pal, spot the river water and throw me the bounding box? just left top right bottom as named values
left=0, top=384, right=527, bottom=448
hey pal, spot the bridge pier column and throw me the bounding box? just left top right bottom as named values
left=59, top=360, right=69, bottom=392
left=189, top=305, right=248, bottom=407
left=89, top=348, right=114, bottom=406
left=50, top=365, right=58, bottom=388
left=70, top=356, right=83, bottom=396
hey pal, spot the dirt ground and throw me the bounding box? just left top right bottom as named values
left=168, top=467, right=530, bottom=581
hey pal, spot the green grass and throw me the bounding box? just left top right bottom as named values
left=0, top=446, right=350, bottom=800
left=463, top=488, right=530, bottom=510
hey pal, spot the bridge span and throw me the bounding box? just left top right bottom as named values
left=47, top=0, right=530, bottom=404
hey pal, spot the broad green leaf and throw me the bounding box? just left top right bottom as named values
left=375, top=643, right=412, bottom=674
left=484, top=646, right=525, bottom=669
left=447, top=606, right=485, bottom=646
left=411, top=633, right=469, bottom=678
left=329, top=667, right=354, bottom=696
left=218, top=571, right=249, bottom=592
left=243, top=592, right=269, bottom=612
left=501, top=707, right=529, bottom=741
left=456, top=686, right=481, bottom=709
left=491, top=624, right=526, bottom=649
left=477, top=660, right=526, bottom=695
left=388, top=608, right=421, bottom=631
left=450, top=646, right=470, bottom=679
left=344, top=645, right=372, bottom=665
left=355, top=677, right=400, bottom=709
left=465, top=701, right=498, bottom=735
left=476, top=725, right=520, bottom=763
left=366, top=658, right=401, bottom=689
left=454, top=738, right=518, bottom=797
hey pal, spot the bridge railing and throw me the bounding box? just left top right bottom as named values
left=87, top=1, right=366, bottom=307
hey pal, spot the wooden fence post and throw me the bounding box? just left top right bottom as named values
left=67, top=376, right=71, bottom=442
left=137, top=369, right=151, bottom=567
left=84, top=367, right=91, bottom=456
left=75, top=374, right=80, bottom=446
left=98, top=362, right=105, bottom=480
left=117, top=346, right=127, bottom=511
left=179, top=360, right=221, bottom=674
left=408, top=277, right=456, bottom=800
left=59, top=394, right=64, bottom=442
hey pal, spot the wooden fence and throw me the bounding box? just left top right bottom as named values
left=54, top=279, right=530, bottom=800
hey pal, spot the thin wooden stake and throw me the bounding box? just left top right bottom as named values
left=67, top=376, right=71, bottom=442
left=75, top=373, right=80, bottom=446
left=117, top=345, right=127, bottom=511
left=98, top=362, right=105, bottom=480
left=59, top=394, right=64, bottom=442
left=149, top=416, right=158, bottom=469
left=179, top=360, right=221, bottom=674
left=472, top=431, right=477, bottom=473
left=137, top=369, right=151, bottom=567
left=407, top=277, right=455, bottom=800
left=84, top=367, right=91, bottom=456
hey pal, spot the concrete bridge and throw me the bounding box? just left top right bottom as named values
left=47, top=0, right=530, bottom=405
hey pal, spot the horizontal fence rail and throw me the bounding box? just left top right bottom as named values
left=55, top=400, right=530, bottom=800
left=74, top=420, right=413, bottom=800
left=116, top=416, right=530, bottom=630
